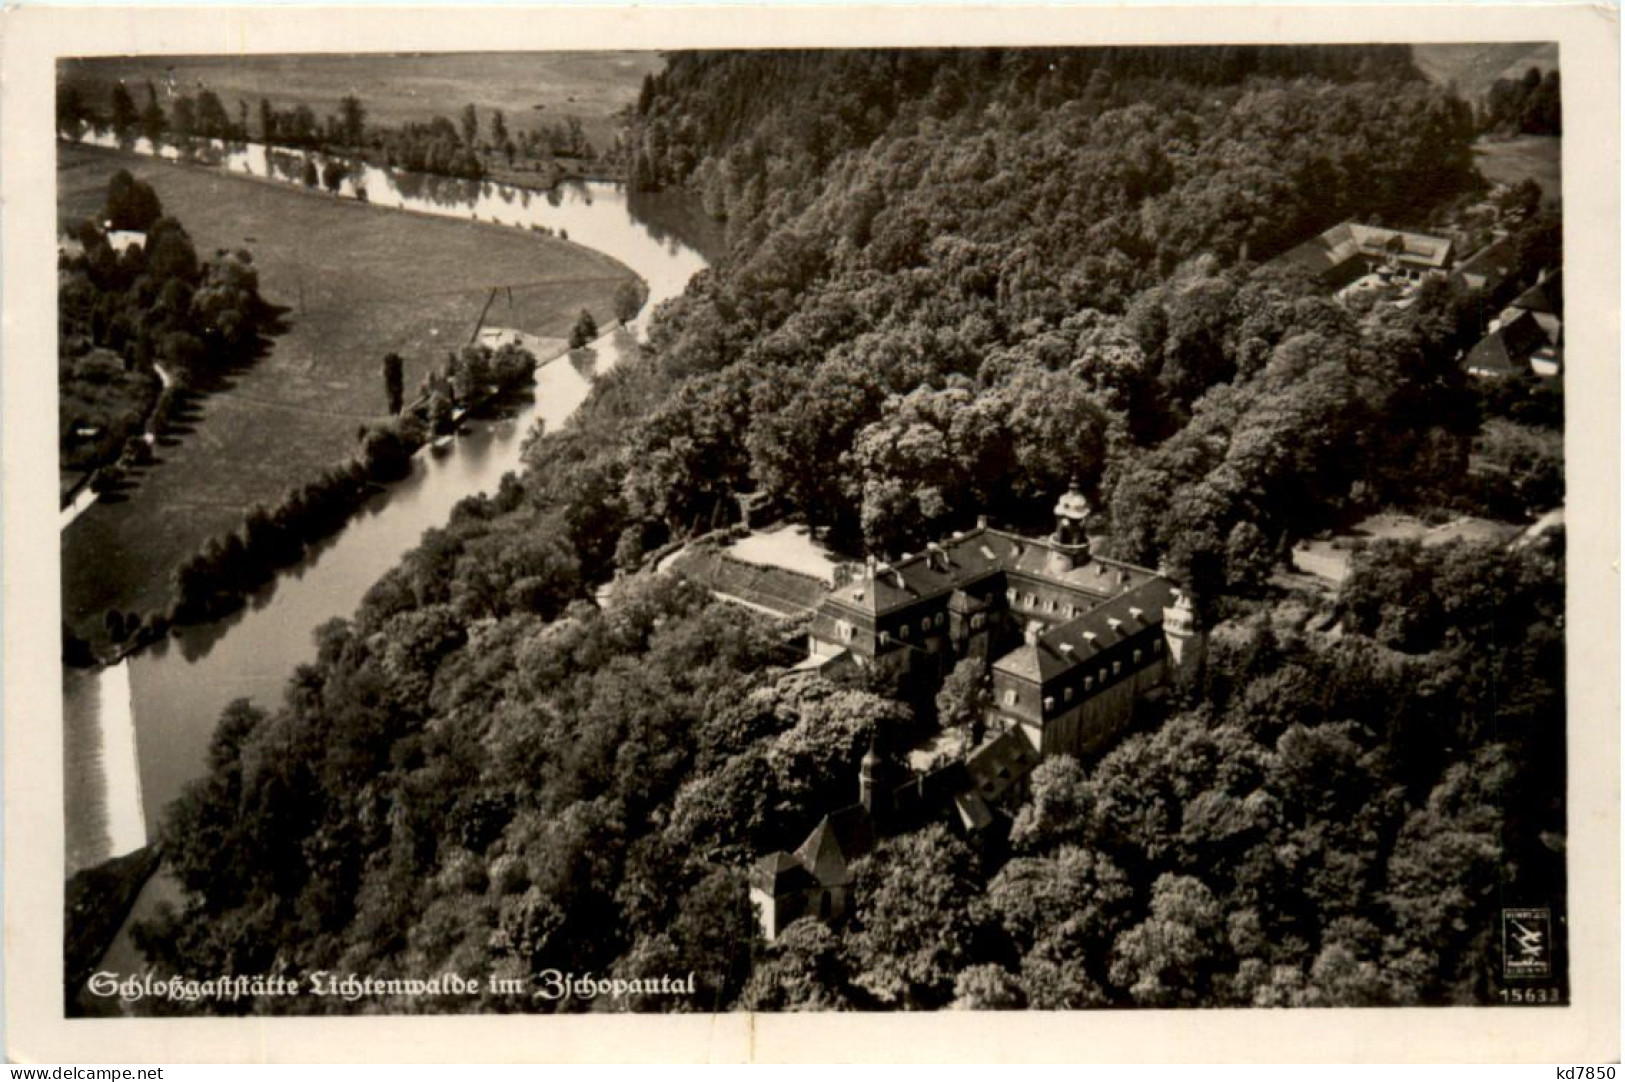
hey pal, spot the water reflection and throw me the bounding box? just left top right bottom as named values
left=74, top=130, right=724, bottom=284
left=66, top=127, right=715, bottom=849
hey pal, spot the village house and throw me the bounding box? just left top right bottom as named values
left=750, top=485, right=1205, bottom=940
left=1465, top=267, right=1563, bottom=379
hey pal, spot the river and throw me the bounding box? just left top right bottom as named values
left=61, top=132, right=718, bottom=974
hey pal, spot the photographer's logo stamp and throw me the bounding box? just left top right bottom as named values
left=1502, top=907, right=1552, bottom=978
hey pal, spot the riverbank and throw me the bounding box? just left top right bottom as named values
left=59, top=141, right=639, bottom=655
left=66, top=333, right=574, bottom=670
left=60, top=148, right=712, bottom=1002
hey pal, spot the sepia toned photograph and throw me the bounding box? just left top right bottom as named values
left=4, top=3, right=1618, bottom=1065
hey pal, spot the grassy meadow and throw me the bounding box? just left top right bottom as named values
left=1473, top=134, right=1563, bottom=208
left=59, top=142, right=635, bottom=642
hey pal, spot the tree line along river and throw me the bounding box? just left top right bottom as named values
left=61, top=131, right=717, bottom=1007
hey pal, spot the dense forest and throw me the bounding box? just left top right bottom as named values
left=126, top=46, right=1566, bottom=1012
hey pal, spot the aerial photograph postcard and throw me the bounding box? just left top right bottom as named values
left=4, top=3, right=1617, bottom=1065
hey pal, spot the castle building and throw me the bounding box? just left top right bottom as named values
left=752, top=485, right=1204, bottom=940
left=806, top=483, right=1202, bottom=761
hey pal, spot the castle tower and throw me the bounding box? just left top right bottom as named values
left=1161, top=588, right=1206, bottom=675
left=1048, top=480, right=1092, bottom=574
left=859, top=734, right=906, bottom=833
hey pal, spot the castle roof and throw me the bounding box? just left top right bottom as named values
left=818, top=526, right=1160, bottom=621
left=963, top=730, right=1042, bottom=802
left=993, top=576, right=1179, bottom=685
left=751, top=850, right=815, bottom=894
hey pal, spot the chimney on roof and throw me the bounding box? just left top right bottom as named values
left=1023, top=623, right=1040, bottom=646
left=866, top=555, right=877, bottom=581
left=976, top=514, right=988, bottom=530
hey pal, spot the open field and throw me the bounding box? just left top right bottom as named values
left=59, top=52, right=662, bottom=158
left=1473, top=135, right=1562, bottom=208
left=59, top=143, right=634, bottom=642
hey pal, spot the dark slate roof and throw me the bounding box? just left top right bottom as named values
left=793, top=804, right=876, bottom=889
left=963, top=730, right=1042, bottom=802
left=1454, top=237, right=1518, bottom=294
left=1271, top=221, right=1453, bottom=283
left=921, top=760, right=971, bottom=805
left=1466, top=309, right=1554, bottom=377
left=828, top=803, right=877, bottom=864
left=1510, top=270, right=1562, bottom=316
left=993, top=576, right=1179, bottom=684
left=947, top=588, right=991, bottom=614
left=751, top=851, right=815, bottom=894
left=818, top=527, right=1160, bottom=621
left=1273, top=221, right=1364, bottom=279
left=952, top=790, right=995, bottom=832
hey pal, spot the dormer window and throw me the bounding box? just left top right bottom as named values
left=1003, top=689, right=1016, bottom=707
left=900, top=625, right=910, bottom=640
left=971, top=613, right=985, bottom=630
left=1064, top=687, right=1074, bottom=703
left=1085, top=675, right=1095, bottom=690
left=1112, top=660, right=1122, bottom=675
left=838, top=621, right=854, bottom=642
left=1043, top=696, right=1054, bottom=713
left=1153, top=639, right=1163, bottom=654
left=1134, top=649, right=1143, bottom=664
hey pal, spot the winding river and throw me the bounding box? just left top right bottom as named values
left=63, top=133, right=717, bottom=889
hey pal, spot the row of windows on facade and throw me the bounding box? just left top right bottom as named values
left=1000, top=638, right=1163, bottom=711
left=1009, top=588, right=1092, bottom=618
left=833, top=610, right=984, bottom=644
